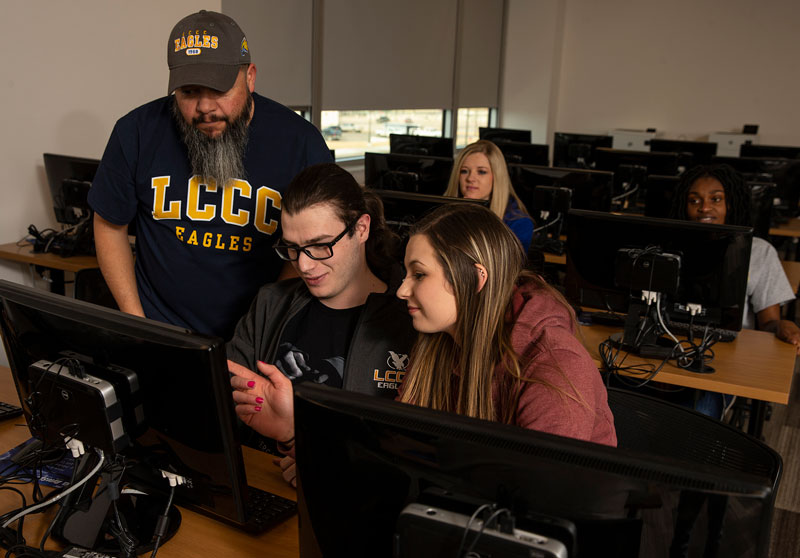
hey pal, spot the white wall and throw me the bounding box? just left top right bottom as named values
left=502, top=0, right=800, bottom=146
left=0, top=1, right=215, bottom=365
left=499, top=0, right=565, bottom=145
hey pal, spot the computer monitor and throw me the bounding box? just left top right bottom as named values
left=507, top=163, right=614, bottom=213
left=642, top=175, right=680, bottom=219
left=552, top=132, right=613, bottom=169
left=0, top=280, right=292, bottom=537
left=370, top=189, right=488, bottom=237
left=643, top=176, right=776, bottom=239
left=739, top=143, right=800, bottom=159
left=493, top=140, right=549, bottom=166
left=565, top=210, right=752, bottom=337
left=748, top=182, right=778, bottom=239
left=594, top=148, right=680, bottom=209
left=43, top=153, right=100, bottom=225
left=648, top=139, right=718, bottom=169
left=595, top=147, right=680, bottom=176
left=389, top=134, right=454, bottom=158
left=710, top=156, right=791, bottom=182
left=364, top=152, right=453, bottom=196
left=293, top=382, right=777, bottom=558
left=478, top=127, right=532, bottom=143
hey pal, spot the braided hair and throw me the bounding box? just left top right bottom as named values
left=668, top=164, right=752, bottom=226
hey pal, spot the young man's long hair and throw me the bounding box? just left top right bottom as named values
left=668, top=164, right=752, bottom=226
left=398, top=203, right=579, bottom=424
left=443, top=140, right=530, bottom=220
left=283, top=163, right=400, bottom=283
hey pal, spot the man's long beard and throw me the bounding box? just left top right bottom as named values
left=172, top=93, right=252, bottom=187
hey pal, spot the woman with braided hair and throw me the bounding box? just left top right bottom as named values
left=670, top=163, right=800, bottom=353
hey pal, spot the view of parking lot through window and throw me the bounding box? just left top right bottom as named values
left=321, top=108, right=490, bottom=159
left=456, top=107, right=490, bottom=148
left=321, top=109, right=444, bottom=159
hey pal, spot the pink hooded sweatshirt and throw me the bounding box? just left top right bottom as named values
left=494, top=280, right=617, bottom=446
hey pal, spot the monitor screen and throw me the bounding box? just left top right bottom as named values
left=564, top=210, right=752, bottom=332
left=478, top=127, right=532, bottom=143
left=552, top=132, right=613, bottom=169
left=494, top=140, right=549, bottom=166
left=389, top=134, right=454, bottom=158
left=507, top=164, right=614, bottom=213
left=293, top=382, right=777, bottom=558
left=364, top=152, right=453, bottom=196
left=648, top=139, right=718, bottom=168
left=43, top=153, right=100, bottom=225
left=739, top=144, right=800, bottom=159
left=0, top=280, right=282, bottom=532
left=370, top=189, right=488, bottom=237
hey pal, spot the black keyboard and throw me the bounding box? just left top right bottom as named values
left=0, top=401, right=23, bottom=421
left=665, top=320, right=738, bottom=343
left=243, top=486, right=297, bottom=532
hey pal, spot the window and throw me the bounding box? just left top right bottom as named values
left=456, top=107, right=491, bottom=148
left=321, top=109, right=447, bottom=160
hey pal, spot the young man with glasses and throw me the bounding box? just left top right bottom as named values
left=226, top=163, right=417, bottom=460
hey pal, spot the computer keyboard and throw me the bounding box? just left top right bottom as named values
left=665, top=320, right=738, bottom=343
left=243, top=485, right=298, bottom=532
left=0, top=401, right=23, bottom=421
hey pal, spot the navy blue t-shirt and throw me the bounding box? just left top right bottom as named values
left=88, top=93, right=332, bottom=338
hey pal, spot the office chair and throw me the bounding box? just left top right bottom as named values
left=607, top=387, right=782, bottom=488
left=74, top=268, right=118, bottom=310
left=607, top=387, right=782, bottom=558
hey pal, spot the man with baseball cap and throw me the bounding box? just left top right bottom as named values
left=89, top=10, right=332, bottom=339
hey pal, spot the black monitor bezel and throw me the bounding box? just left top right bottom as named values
left=552, top=132, right=614, bottom=168
left=43, top=153, right=100, bottom=225
left=648, top=139, right=718, bottom=166
left=389, top=134, right=454, bottom=158
left=507, top=163, right=614, bottom=213
left=364, top=152, right=453, bottom=196
left=564, top=209, right=753, bottom=331
left=293, top=382, right=775, bottom=558
left=0, top=280, right=252, bottom=528
left=478, top=127, right=532, bottom=143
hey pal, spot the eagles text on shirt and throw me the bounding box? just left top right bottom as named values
left=151, top=175, right=281, bottom=253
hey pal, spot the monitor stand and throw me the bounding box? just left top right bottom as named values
left=608, top=301, right=716, bottom=374
left=608, top=300, right=675, bottom=360
left=53, top=455, right=181, bottom=556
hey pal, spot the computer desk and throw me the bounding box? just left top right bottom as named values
left=0, top=366, right=301, bottom=558
left=0, top=242, right=99, bottom=296
left=770, top=219, right=800, bottom=238
left=580, top=323, right=798, bottom=437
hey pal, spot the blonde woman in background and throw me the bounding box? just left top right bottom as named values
left=396, top=203, right=616, bottom=445
left=444, top=140, right=534, bottom=252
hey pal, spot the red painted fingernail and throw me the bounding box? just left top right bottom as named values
left=255, top=397, right=264, bottom=404
left=254, top=406, right=262, bottom=412
left=247, top=381, right=255, bottom=388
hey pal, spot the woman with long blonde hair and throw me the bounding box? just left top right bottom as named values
left=443, top=139, right=534, bottom=252
left=396, top=203, right=616, bottom=445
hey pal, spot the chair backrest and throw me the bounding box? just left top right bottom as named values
left=74, top=268, right=118, bottom=310
left=606, top=387, right=782, bottom=493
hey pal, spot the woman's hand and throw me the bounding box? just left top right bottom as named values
left=777, top=320, right=800, bottom=355
left=229, top=359, right=295, bottom=442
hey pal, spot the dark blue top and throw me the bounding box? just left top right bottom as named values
left=503, top=198, right=534, bottom=253
left=88, top=93, right=332, bottom=338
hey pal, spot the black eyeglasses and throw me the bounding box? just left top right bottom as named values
left=273, top=221, right=355, bottom=261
